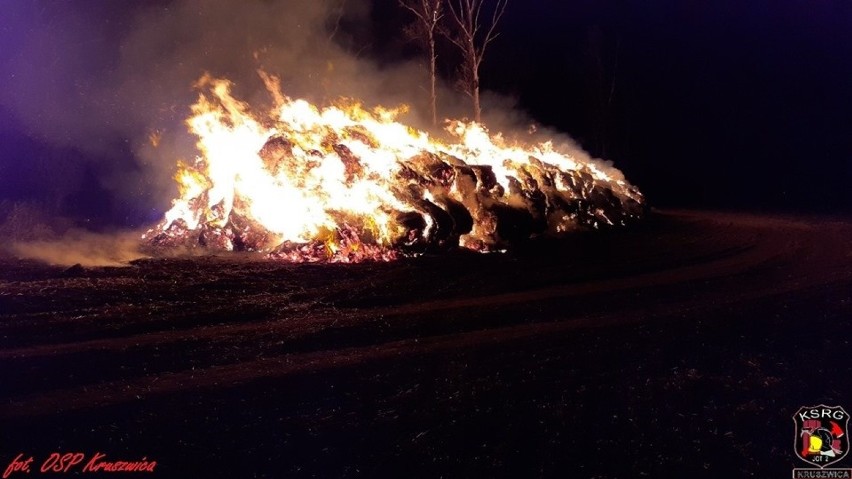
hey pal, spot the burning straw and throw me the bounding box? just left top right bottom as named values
left=145, top=73, right=645, bottom=262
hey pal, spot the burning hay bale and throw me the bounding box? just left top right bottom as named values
left=144, top=74, right=645, bottom=262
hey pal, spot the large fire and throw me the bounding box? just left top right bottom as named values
left=145, top=72, right=645, bottom=262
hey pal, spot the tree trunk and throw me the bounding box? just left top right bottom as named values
left=473, top=83, right=481, bottom=123
left=470, top=48, right=481, bottom=123
left=428, top=32, right=438, bottom=126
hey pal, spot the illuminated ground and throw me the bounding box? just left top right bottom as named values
left=1, top=210, right=851, bottom=477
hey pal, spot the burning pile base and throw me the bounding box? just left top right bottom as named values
left=144, top=74, right=645, bottom=262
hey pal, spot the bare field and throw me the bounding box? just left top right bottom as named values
left=1, top=210, right=851, bottom=477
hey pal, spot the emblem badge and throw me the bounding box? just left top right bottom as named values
left=794, top=405, right=849, bottom=468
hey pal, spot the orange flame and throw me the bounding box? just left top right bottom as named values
left=145, top=72, right=644, bottom=261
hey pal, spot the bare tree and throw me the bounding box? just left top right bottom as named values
left=444, top=0, right=508, bottom=123
left=399, top=0, right=444, bottom=126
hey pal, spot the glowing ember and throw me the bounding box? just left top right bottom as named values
left=145, top=72, right=645, bottom=262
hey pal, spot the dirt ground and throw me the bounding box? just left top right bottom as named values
left=1, top=210, right=851, bottom=478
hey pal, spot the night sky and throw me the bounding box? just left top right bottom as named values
left=484, top=0, right=852, bottom=213
left=1, top=0, right=851, bottom=229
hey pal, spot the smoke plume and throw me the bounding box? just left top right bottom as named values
left=1, top=1, right=418, bottom=211
left=1, top=0, right=623, bottom=233
left=8, top=230, right=148, bottom=267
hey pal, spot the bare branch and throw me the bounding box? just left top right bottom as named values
left=399, top=1, right=428, bottom=24
left=446, top=0, right=473, bottom=39
left=473, top=0, right=484, bottom=37
left=482, top=0, right=507, bottom=49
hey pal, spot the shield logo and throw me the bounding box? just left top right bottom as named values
left=793, top=405, right=850, bottom=468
